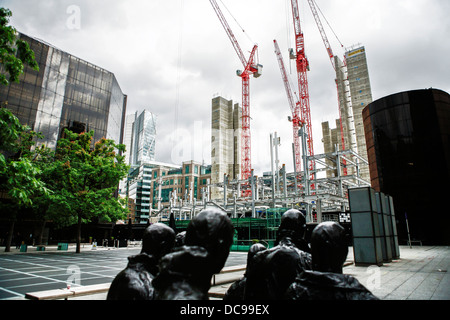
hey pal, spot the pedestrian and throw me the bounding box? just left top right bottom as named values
left=15, top=232, right=22, bottom=249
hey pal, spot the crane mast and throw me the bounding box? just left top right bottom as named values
left=273, top=39, right=302, bottom=176
left=209, top=0, right=262, bottom=185
left=289, top=0, right=315, bottom=183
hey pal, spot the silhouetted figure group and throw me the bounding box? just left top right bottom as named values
left=286, top=220, right=378, bottom=300
left=106, top=223, right=176, bottom=300
left=107, top=207, right=234, bottom=300
left=107, top=207, right=378, bottom=300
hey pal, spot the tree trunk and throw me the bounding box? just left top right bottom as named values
left=36, top=220, right=46, bottom=245
left=76, top=213, right=82, bottom=253
left=5, top=220, right=15, bottom=252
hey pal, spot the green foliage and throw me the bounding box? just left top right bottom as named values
left=47, top=129, right=129, bottom=228
left=0, top=104, right=24, bottom=152
left=0, top=107, right=50, bottom=211
left=0, top=7, right=39, bottom=86
left=5, top=157, right=48, bottom=207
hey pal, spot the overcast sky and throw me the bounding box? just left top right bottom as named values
left=2, top=0, right=449, bottom=176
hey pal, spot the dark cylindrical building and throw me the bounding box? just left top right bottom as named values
left=363, top=88, right=450, bottom=245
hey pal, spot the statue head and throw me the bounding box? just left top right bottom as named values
left=276, top=209, right=306, bottom=245
left=185, top=207, right=234, bottom=274
left=141, top=223, right=176, bottom=259
left=310, top=222, right=348, bottom=273
left=246, top=243, right=266, bottom=271
left=175, top=231, right=186, bottom=248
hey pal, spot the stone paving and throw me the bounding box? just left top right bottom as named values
left=343, top=245, right=450, bottom=300
left=1, top=244, right=449, bottom=300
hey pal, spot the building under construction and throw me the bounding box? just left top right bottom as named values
left=152, top=131, right=370, bottom=249
left=149, top=1, right=374, bottom=249
left=322, top=45, right=373, bottom=182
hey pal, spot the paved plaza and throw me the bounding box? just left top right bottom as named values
left=0, top=244, right=448, bottom=300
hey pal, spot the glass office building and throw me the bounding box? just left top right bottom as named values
left=0, top=33, right=127, bottom=149
left=129, top=110, right=157, bottom=167
left=363, top=88, right=450, bottom=245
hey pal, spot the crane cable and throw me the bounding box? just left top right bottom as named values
left=218, top=0, right=255, bottom=46
left=285, top=0, right=292, bottom=74
left=313, top=0, right=344, bottom=48
left=173, top=0, right=184, bottom=151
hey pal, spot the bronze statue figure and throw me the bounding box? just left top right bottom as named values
left=153, top=208, right=234, bottom=300
left=106, top=223, right=176, bottom=300
left=286, top=221, right=379, bottom=300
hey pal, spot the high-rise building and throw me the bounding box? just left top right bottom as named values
left=122, top=113, right=136, bottom=165
left=321, top=45, right=372, bottom=181
left=0, top=33, right=127, bottom=149
left=211, top=96, right=241, bottom=199
left=120, top=109, right=157, bottom=206
left=128, top=110, right=157, bottom=167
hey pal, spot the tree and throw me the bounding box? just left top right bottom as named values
left=0, top=106, right=50, bottom=251
left=0, top=7, right=39, bottom=85
left=0, top=7, right=42, bottom=251
left=48, top=129, right=129, bottom=253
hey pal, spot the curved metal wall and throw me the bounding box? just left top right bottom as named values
left=363, top=89, right=450, bottom=244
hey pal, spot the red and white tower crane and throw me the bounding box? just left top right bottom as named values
left=273, top=39, right=303, bottom=176
left=209, top=0, right=262, bottom=185
left=288, top=0, right=315, bottom=184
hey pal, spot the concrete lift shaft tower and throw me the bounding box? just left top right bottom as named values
left=307, top=0, right=348, bottom=175
left=209, top=0, right=263, bottom=193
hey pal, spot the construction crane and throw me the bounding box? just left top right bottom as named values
left=209, top=0, right=263, bottom=187
left=273, top=39, right=303, bottom=177
left=288, top=0, right=315, bottom=185
left=307, top=0, right=348, bottom=175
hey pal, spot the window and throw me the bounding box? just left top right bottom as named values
left=185, top=165, right=189, bottom=174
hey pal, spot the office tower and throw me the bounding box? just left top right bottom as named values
left=122, top=113, right=136, bottom=165
left=211, top=96, right=241, bottom=199
left=0, top=33, right=127, bottom=149
left=120, top=109, right=157, bottom=209
left=129, top=110, right=157, bottom=167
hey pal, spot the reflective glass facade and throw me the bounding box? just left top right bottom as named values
left=363, top=89, right=450, bottom=245
left=0, top=33, right=127, bottom=149
left=130, top=110, right=157, bottom=167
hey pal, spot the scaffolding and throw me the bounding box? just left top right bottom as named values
left=152, top=144, right=370, bottom=250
